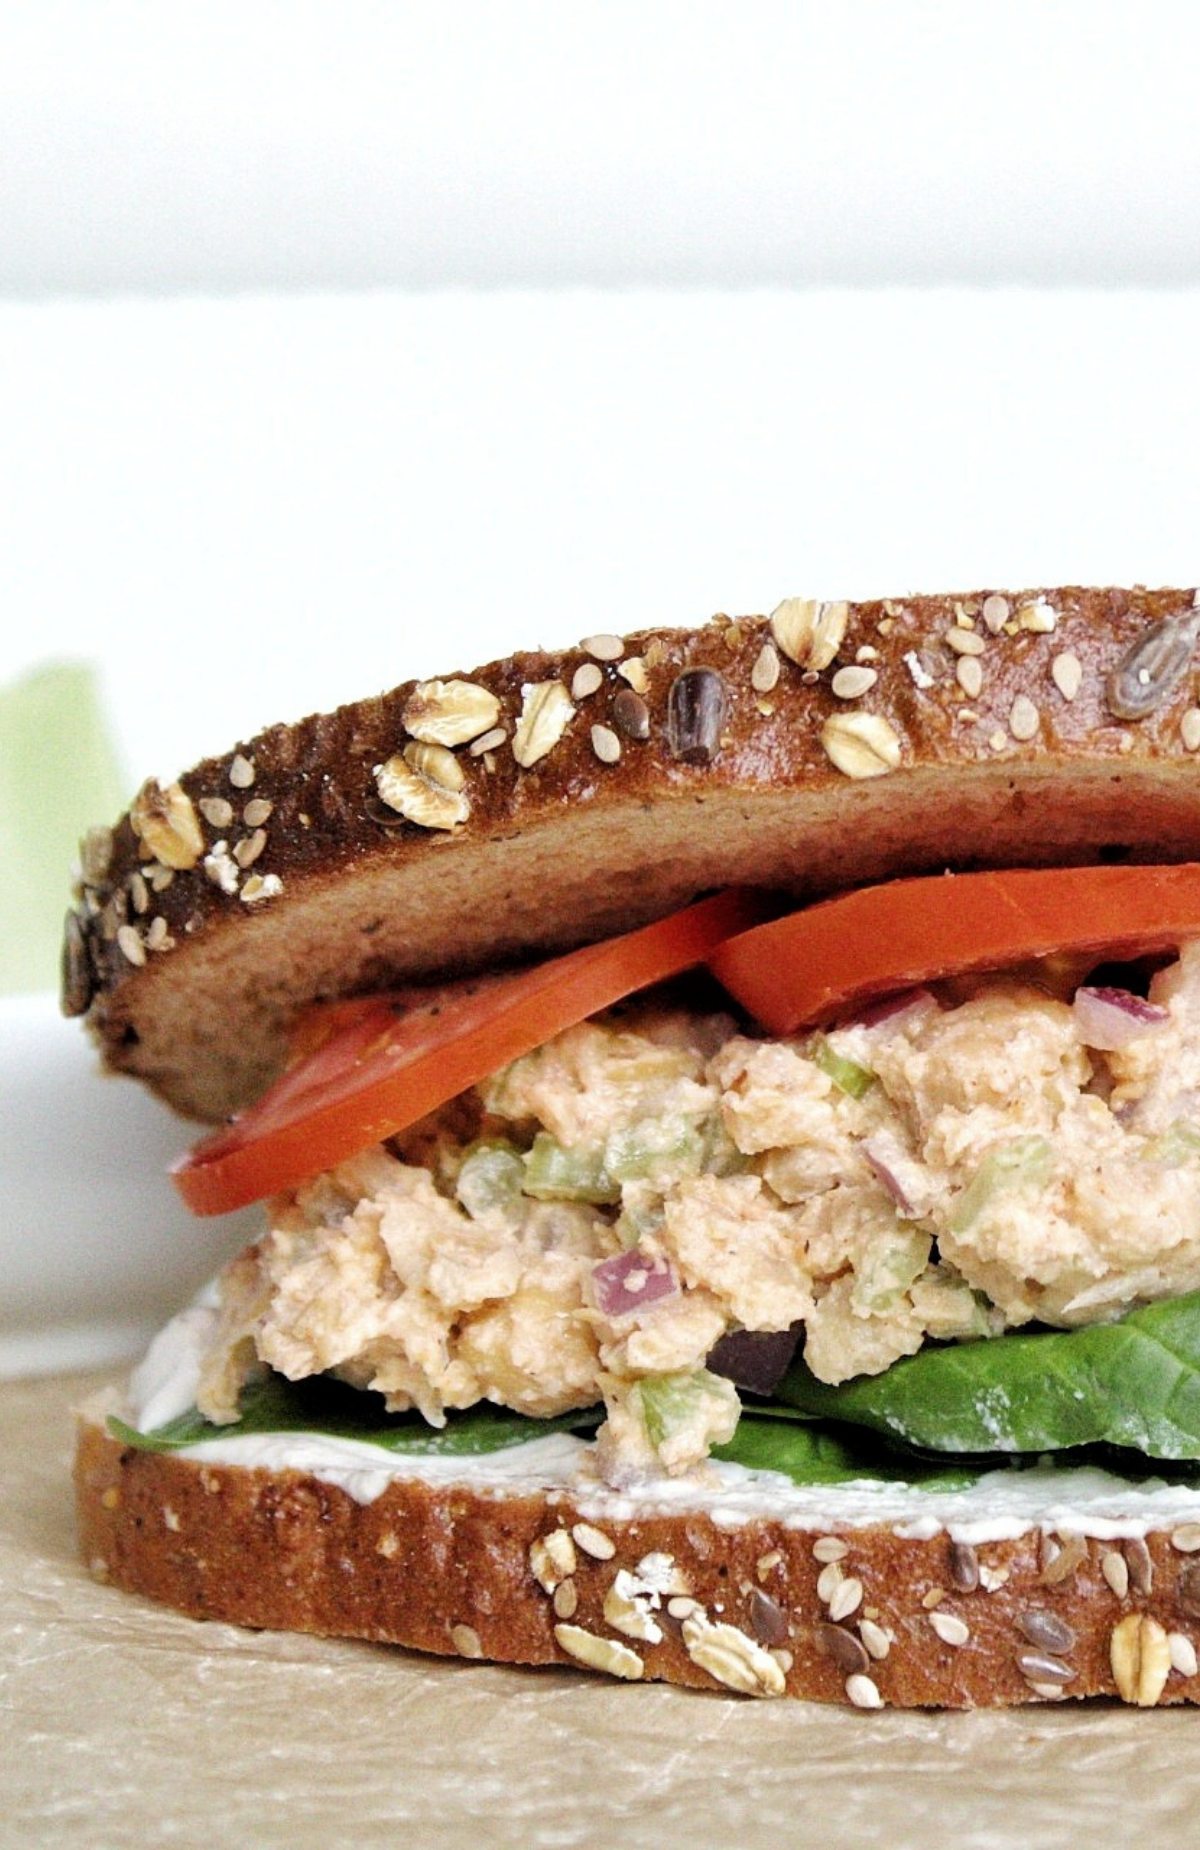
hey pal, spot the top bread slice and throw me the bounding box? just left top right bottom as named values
left=62, top=586, right=1200, bottom=1124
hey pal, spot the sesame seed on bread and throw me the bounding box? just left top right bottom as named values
left=75, top=1397, right=1200, bottom=1707
left=64, top=585, right=1200, bottom=1123
left=67, top=584, right=1200, bottom=1709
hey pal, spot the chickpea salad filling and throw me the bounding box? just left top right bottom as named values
left=187, top=943, right=1200, bottom=1490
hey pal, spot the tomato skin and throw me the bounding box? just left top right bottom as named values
left=709, top=864, right=1200, bottom=1035
left=172, top=888, right=764, bottom=1216
left=173, top=863, right=1200, bottom=1217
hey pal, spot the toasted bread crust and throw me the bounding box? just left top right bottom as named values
left=64, top=586, right=1200, bottom=1121
left=75, top=1409, right=1200, bottom=1707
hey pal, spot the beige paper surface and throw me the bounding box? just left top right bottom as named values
left=5, top=1370, right=1200, bottom=1850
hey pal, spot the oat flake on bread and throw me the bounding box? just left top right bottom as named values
left=66, top=585, right=1200, bottom=1705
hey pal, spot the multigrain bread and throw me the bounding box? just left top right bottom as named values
left=74, top=1395, right=1200, bottom=1707
left=67, top=586, right=1200, bottom=1707
left=64, top=586, right=1200, bottom=1122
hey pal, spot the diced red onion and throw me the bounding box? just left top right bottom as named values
left=846, top=987, right=938, bottom=1031
left=1072, top=985, right=1170, bottom=1051
left=862, top=1138, right=917, bottom=1215
left=707, top=1325, right=802, bottom=1395
left=591, top=1250, right=678, bottom=1319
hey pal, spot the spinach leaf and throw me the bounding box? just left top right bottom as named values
left=777, top=1290, right=1200, bottom=1459
left=112, top=1369, right=975, bottom=1489
left=110, top=1371, right=603, bottom=1456
left=714, top=1412, right=977, bottom=1488
left=112, top=1293, right=1200, bottom=1489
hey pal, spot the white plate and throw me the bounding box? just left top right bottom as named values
left=0, top=994, right=258, bottom=1376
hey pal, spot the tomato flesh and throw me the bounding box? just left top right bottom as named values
left=710, top=864, right=1200, bottom=1035
left=172, top=888, right=764, bottom=1215
left=174, top=863, right=1200, bottom=1218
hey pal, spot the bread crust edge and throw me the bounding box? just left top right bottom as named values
left=75, top=1408, right=1200, bottom=1708
left=63, top=586, right=1200, bottom=1122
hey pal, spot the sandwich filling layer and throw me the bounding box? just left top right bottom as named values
left=189, top=942, right=1200, bottom=1488
left=104, top=1309, right=1200, bottom=1544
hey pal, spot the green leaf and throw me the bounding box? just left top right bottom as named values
left=113, top=1368, right=975, bottom=1488
left=714, top=1412, right=977, bottom=1488
left=776, top=1291, right=1200, bottom=1460
left=110, top=1371, right=603, bottom=1456
left=112, top=1297, right=1200, bottom=1490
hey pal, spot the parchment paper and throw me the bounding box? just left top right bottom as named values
left=4, top=1371, right=1199, bottom=1850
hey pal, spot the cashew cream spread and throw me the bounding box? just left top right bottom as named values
left=120, top=1297, right=1200, bottom=1546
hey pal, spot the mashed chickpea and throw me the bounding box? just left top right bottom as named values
left=200, top=949, right=1200, bottom=1485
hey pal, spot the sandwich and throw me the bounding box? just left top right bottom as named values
left=66, top=585, right=1200, bottom=1707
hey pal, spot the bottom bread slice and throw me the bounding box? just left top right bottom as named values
left=75, top=1401, right=1200, bottom=1708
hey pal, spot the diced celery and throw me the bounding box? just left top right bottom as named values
left=850, top=1227, right=932, bottom=1314
left=631, top=1369, right=729, bottom=1449
left=455, top=1141, right=527, bottom=1219
left=1141, top=1119, right=1200, bottom=1168
left=949, top=1136, right=1053, bottom=1233
left=521, top=1132, right=620, bottom=1205
left=698, top=1114, right=751, bottom=1177
left=600, top=1043, right=702, bottom=1097
left=604, top=1114, right=706, bottom=1183
left=811, top=1033, right=876, bottom=1099
left=958, top=1290, right=1000, bottom=1340
left=614, top=1184, right=666, bottom=1249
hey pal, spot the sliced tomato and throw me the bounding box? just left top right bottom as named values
left=709, top=863, right=1200, bottom=1035
left=173, top=888, right=764, bottom=1216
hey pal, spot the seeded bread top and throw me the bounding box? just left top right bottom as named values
left=63, top=587, right=1200, bottom=1123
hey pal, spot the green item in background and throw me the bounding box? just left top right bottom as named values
left=0, top=661, right=127, bottom=996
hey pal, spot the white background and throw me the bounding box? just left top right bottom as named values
left=1, top=2, right=1200, bottom=780
left=6, top=0, right=1200, bottom=1360
left=3, top=287, right=1200, bottom=780
left=5, top=2, right=1200, bottom=294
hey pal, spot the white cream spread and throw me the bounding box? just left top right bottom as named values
left=128, top=1283, right=220, bottom=1431
left=123, top=1301, right=1200, bottom=1544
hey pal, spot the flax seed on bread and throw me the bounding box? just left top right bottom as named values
left=74, top=1395, right=1200, bottom=1707
left=62, top=587, right=1200, bottom=1123
left=65, top=584, right=1200, bottom=1707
